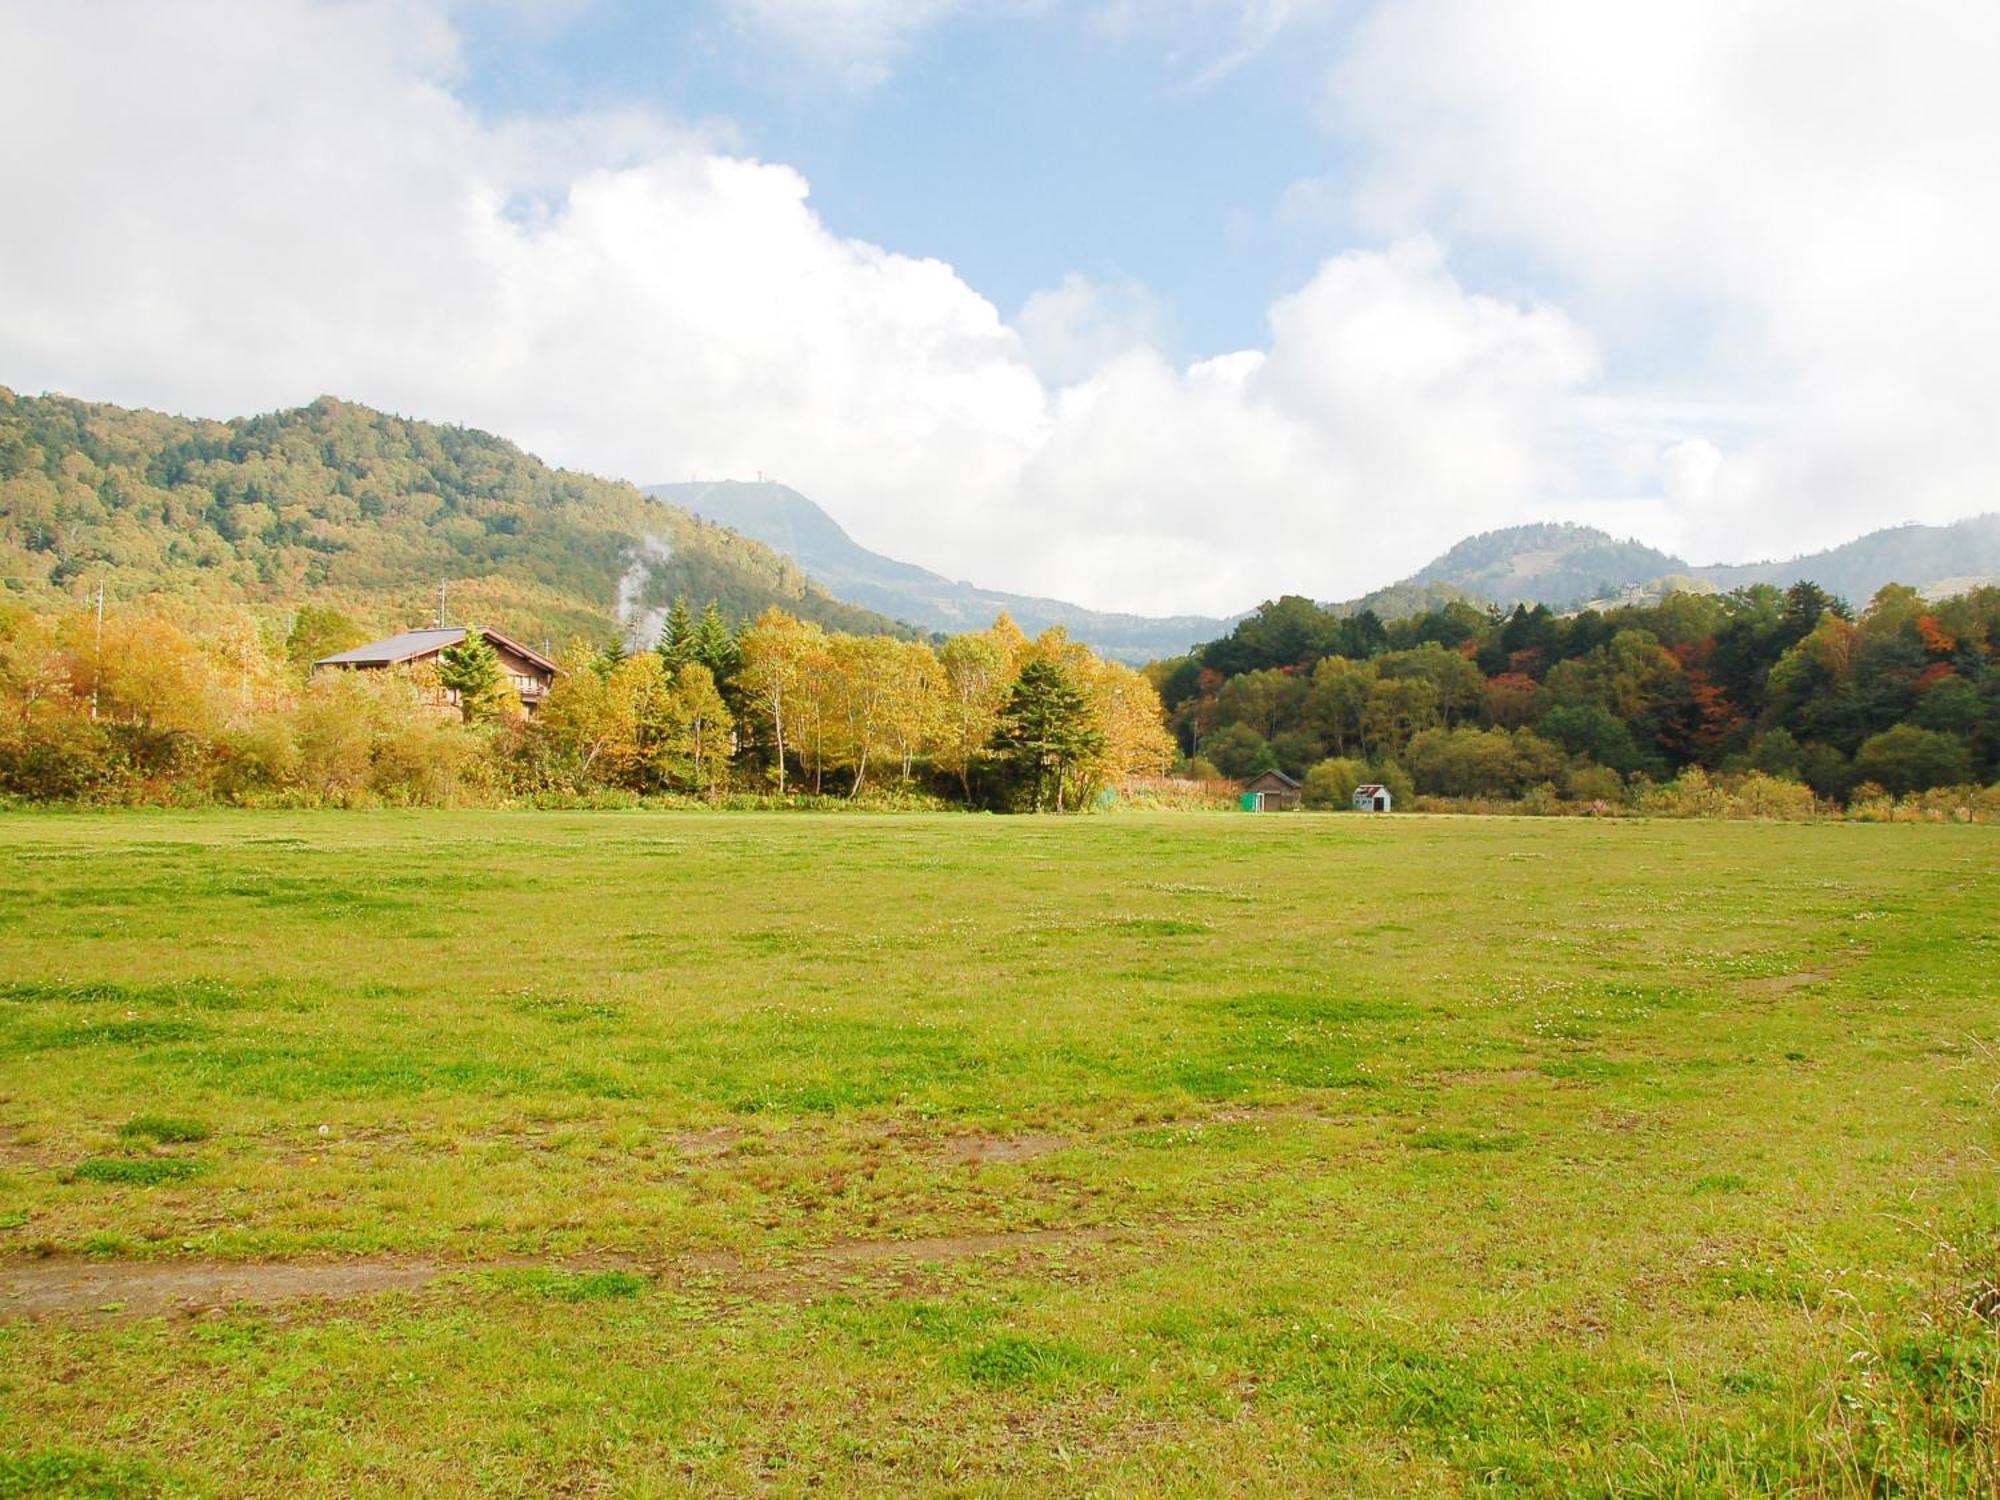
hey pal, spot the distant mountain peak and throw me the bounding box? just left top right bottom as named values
left=1407, top=513, right=2000, bottom=611
left=1694, top=513, right=2000, bottom=602
left=645, top=479, right=1239, bottom=663
left=1410, top=524, right=1686, bottom=608
left=651, top=480, right=2000, bottom=658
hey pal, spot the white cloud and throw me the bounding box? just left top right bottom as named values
left=1168, top=0, right=1343, bottom=88
left=1256, top=240, right=1594, bottom=498
left=17, top=2, right=1981, bottom=615
left=1015, top=242, right=1596, bottom=609
left=0, top=0, right=1609, bottom=616
left=1015, top=275, right=1164, bottom=387
left=1333, top=0, right=2000, bottom=564
left=0, top=0, right=1042, bottom=575
left=721, top=0, right=977, bottom=86
left=725, top=0, right=1336, bottom=89
left=1659, top=438, right=1723, bottom=509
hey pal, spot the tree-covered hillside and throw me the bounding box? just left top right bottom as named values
left=1406, top=516, right=2000, bottom=610
left=1410, top=522, right=1685, bottom=607
left=1150, top=582, right=2000, bottom=807
left=1699, top=514, right=2000, bottom=600
left=0, top=389, right=904, bottom=644
left=1336, top=579, right=1493, bottom=621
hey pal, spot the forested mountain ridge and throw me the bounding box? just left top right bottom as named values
left=1411, top=523, right=1685, bottom=607
left=1335, top=580, right=1492, bottom=621
left=9, top=382, right=1993, bottom=666
left=1410, top=517, right=2000, bottom=609
left=1698, top=514, right=2000, bottom=600
left=648, top=478, right=1241, bottom=664
left=0, top=388, right=906, bottom=644
left=659, top=478, right=2000, bottom=660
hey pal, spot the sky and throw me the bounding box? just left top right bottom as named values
left=1, top=1, right=1996, bottom=616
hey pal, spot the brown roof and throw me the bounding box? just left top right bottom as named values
left=316, top=626, right=560, bottom=676
left=477, top=628, right=562, bottom=676
left=1244, top=769, right=1302, bottom=790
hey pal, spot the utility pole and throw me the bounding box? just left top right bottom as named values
left=90, top=581, right=104, bottom=721
left=436, top=578, right=447, bottom=629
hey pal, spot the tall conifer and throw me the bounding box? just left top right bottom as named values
left=989, top=657, right=1103, bottom=812
left=657, top=596, right=695, bottom=671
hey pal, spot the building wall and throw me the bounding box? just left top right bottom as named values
left=320, top=636, right=554, bottom=714
left=1240, top=780, right=1304, bottom=804
left=489, top=642, right=554, bottom=703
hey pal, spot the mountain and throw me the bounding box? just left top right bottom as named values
left=1408, top=516, right=2000, bottom=610
left=0, top=388, right=907, bottom=644
left=1694, top=515, right=2000, bottom=601
left=646, top=479, right=1238, bottom=663
left=1337, top=579, right=1497, bottom=620
left=1409, top=523, right=1686, bottom=607
left=12, top=384, right=1990, bottom=658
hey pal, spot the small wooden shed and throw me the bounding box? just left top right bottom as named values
left=1241, top=769, right=1303, bottom=812
left=1352, top=783, right=1392, bottom=813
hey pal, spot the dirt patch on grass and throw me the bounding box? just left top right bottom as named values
left=1737, top=972, right=1831, bottom=996
left=0, top=1124, right=56, bottom=1170
left=0, top=1257, right=454, bottom=1321
left=664, top=1126, right=741, bottom=1159
left=817, top=1226, right=1109, bottom=1265
left=689, top=1225, right=1125, bottom=1304
left=2, top=1226, right=1127, bottom=1321
left=939, top=1133, right=1068, bottom=1165
left=1424, top=1067, right=1548, bottom=1087
left=1211, top=1103, right=1337, bottom=1125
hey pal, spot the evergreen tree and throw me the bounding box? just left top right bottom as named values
left=656, top=597, right=695, bottom=672
left=692, top=602, right=740, bottom=686
left=1782, top=581, right=1849, bottom=644
left=438, top=629, right=506, bottom=723
left=988, top=657, right=1104, bottom=812
left=593, top=639, right=626, bottom=679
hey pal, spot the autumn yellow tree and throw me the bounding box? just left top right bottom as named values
left=530, top=641, right=623, bottom=786
left=66, top=612, right=224, bottom=736
left=737, top=608, right=825, bottom=795
left=1081, top=655, right=1177, bottom=790
left=0, top=604, right=68, bottom=727
left=792, top=625, right=839, bottom=794
left=988, top=611, right=1028, bottom=665
left=885, top=638, right=944, bottom=784
left=600, top=652, right=680, bottom=788
left=936, top=630, right=1008, bottom=800
left=666, top=662, right=733, bottom=793
left=295, top=672, right=381, bottom=798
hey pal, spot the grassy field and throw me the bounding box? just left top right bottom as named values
left=0, top=810, right=1996, bottom=1496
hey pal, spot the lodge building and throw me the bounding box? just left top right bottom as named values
left=314, top=627, right=560, bottom=715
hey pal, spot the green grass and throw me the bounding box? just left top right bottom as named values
left=114, top=1116, right=210, bottom=1145
left=486, top=1267, right=650, bottom=1302
left=0, top=809, right=1996, bottom=1494
left=63, top=1158, right=204, bottom=1186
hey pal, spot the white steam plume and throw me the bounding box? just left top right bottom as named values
left=615, top=535, right=675, bottom=648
